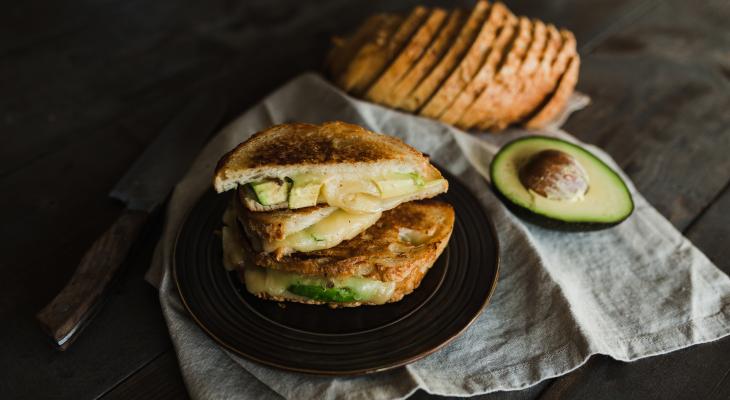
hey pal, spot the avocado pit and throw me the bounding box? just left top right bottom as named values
left=519, top=149, right=589, bottom=201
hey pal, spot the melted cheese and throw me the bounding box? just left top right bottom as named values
left=322, top=177, right=447, bottom=214
left=264, top=209, right=381, bottom=253
left=243, top=266, right=396, bottom=304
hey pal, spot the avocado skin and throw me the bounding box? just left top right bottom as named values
left=490, top=183, right=633, bottom=231
left=489, top=135, right=634, bottom=231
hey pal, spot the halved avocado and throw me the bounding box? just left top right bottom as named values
left=490, top=136, right=634, bottom=230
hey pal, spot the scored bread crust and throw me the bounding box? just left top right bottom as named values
left=386, top=9, right=465, bottom=109
left=521, top=29, right=577, bottom=128
left=326, top=14, right=393, bottom=80
left=213, top=121, right=444, bottom=193
left=460, top=17, right=532, bottom=128
left=490, top=18, right=548, bottom=131
left=470, top=16, right=533, bottom=131
left=365, top=8, right=448, bottom=105
left=524, top=53, right=580, bottom=129
left=339, top=7, right=428, bottom=95
left=503, top=23, right=561, bottom=127
left=399, top=1, right=491, bottom=113
left=441, top=12, right=518, bottom=126
left=420, top=1, right=510, bottom=119
left=336, top=14, right=403, bottom=93
left=252, top=200, right=455, bottom=282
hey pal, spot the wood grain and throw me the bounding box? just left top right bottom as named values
left=37, top=209, right=148, bottom=349
left=100, top=351, right=189, bottom=400
left=538, top=0, right=730, bottom=398
left=4, top=0, right=729, bottom=398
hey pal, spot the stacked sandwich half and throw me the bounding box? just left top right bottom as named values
left=214, top=121, right=454, bottom=307
left=326, top=1, right=579, bottom=131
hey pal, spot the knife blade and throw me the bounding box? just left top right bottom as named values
left=37, top=94, right=227, bottom=349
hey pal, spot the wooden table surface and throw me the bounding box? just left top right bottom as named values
left=3, top=0, right=729, bottom=399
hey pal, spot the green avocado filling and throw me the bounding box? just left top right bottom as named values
left=249, top=173, right=432, bottom=208
left=287, top=284, right=360, bottom=302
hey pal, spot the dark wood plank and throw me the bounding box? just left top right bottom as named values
left=0, top=95, right=182, bottom=399
left=2, top=0, right=722, bottom=399
left=100, top=351, right=189, bottom=400
left=564, top=0, right=730, bottom=230
left=537, top=0, right=730, bottom=397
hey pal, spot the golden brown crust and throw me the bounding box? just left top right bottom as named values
left=253, top=201, right=454, bottom=282
left=400, top=1, right=491, bottom=113
left=339, top=7, right=428, bottom=95
left=336, top=14, right=403, bottom=93
left=420, top=2, right=510, bottom=119
left=213, top=121, right=444, bottom=192
left=244, top=258, right=436, bottom=308
left=236, top=189, right=335, bottom=241
left=490, top=18, right=547, bottom=131
left=386, top=9, right=465, bottom=108
left=469, top=16, right=533, bottom=131
left=441, top=12, right=518, bottom=126
left=365, top=8, right=448, bottom=104
left=503, top=23, right=561, bottom=127
left=524, top=53, right=580, bottom=129
left=326, top=14, right=394, bottom=79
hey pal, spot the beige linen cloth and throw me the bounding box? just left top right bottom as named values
left=147, top=73, right=730, bottom=400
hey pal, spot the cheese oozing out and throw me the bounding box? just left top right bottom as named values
left=243, top=265, right=396, bottom=304
left=246, top=172, right=447, bottom=213
left=264, top=209, right=382, bottom=254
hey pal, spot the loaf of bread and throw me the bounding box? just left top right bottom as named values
left=325, top=1, right=580, bottom=132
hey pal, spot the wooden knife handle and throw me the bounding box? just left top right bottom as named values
left=37, top=209, right=149, bottom=350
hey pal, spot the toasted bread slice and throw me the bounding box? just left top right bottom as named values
left=339, top=7, right=429, bottom=95
left=441, top=12, right=518, bottom=126
left=490, top=18, right=548, bottom=130
left=386, top=9, right=465, bottom=108
left=242, top=255, right=435, bottom=307
left=327, top=14, right=398, bottom=81
left=232, top=192, right=382, bottom=258
left=252, top=200, right=454, bottom=281
left=420, top=2, right=510, bottom=119
left=524, top=53, right=580, bottom=129
left=236, top=193, right=337, bottom=242
left=365, top=8, right=448, bottom=104
left=214, top=122, right=448, bottom=213
left=214, top=121, right=444, bottom=191
left=226, top=201, right=455, bottom=307
left=399, top=1, right=491, bottom=113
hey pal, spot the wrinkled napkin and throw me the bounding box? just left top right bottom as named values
left=147, top=73, right=730, bottom=400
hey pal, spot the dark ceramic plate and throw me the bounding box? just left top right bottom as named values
left=173, top=170, right=499, bottom=375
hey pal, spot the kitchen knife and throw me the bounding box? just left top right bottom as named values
left=37, top=94, right=227, bottom=350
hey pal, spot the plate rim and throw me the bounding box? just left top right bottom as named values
left=172, top=180, right=500, bottom=376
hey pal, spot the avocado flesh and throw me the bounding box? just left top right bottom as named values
left=250, top=180, right=290, bottom=205
left=289, top=175, right=323, bottom=209
left=250, top=172, right=441, bottom=211
left=490, top=136, right=633, bottom=225
left=374, top=173, right=425, bottom=198
left=243, top=265, right=396, bottom=304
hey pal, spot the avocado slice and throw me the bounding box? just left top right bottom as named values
left=490, top=136, right=633, bottom=229
left=374, top=173, right=425, bottom=198
left=249, top=180, right=290, bottom=205
left=287, top=284, right=359, bottom=302
left=288, top=174, right=323, bottom=209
